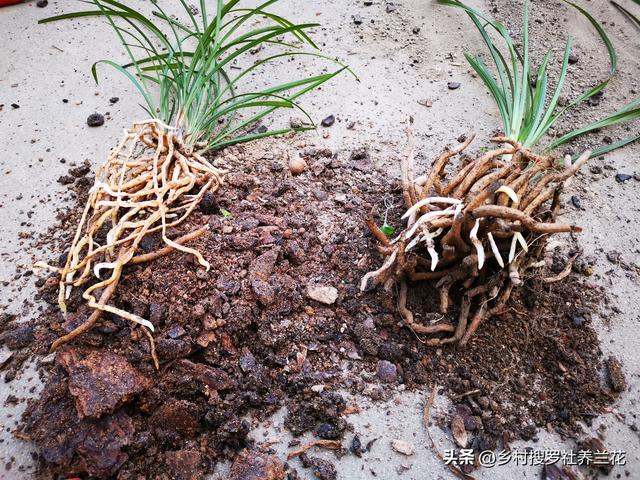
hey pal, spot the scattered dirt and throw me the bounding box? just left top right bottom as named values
left=1, top=139, right=623, bottom=478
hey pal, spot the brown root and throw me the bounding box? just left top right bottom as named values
left=50, top=280, right=118, bottom=353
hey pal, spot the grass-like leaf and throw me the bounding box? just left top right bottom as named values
left=611, top=1, right=640, bottom=28
left=439, top=0, right=640, bottom=156
left=40, top=0, right=353, bottom=153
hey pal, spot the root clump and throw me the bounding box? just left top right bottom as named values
left=362, top=126, right=590, bottom=346
left=36, top=120, right=224, bottom=356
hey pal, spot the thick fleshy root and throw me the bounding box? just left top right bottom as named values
left=36, top=119, right=225, bottom=355
left=362, top=124, right=589, bottom=346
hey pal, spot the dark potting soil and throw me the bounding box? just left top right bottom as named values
left=0, top=140, right=623, bottom=479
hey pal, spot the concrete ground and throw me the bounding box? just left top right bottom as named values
left=1, top=0, right=639, bottom=478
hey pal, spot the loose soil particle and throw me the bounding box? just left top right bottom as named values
left=2, top=140, right=623, bottom=479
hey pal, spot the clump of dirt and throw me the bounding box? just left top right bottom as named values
left=1, top=139, right=623, bottom=479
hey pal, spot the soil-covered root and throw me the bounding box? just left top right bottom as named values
left=34, top=119, right=225, bottom=354
left=362, top=128, right=590, bottom=346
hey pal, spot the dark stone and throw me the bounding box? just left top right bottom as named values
left=239, top=350, right=257, bottom=373
left=87, top=113, right=105, bottom=127
left=447, top=81, right=461, bottom=90
left=568, top=52, right=579, bottom=64
left=350, top=434, right=363, bottom=457
left=167, top=326, right=186, bottom=339
left=174, top=359, right=233, bottom=391
left=316, top=423, right=340, bottom=440
left=36, top=0, right=48, bottom=7
left=109, top=97, right=119, bottom=104
left=615, top=173, right=632, bottom=183
left=321, top=115, right=335, bottom=127
left=377, top=342, right=402, bottom=362
left=571, top=195, right=581, bottom=209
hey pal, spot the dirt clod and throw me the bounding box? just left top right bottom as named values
left=58, top=348, right=152, bottom=418
left=229, top=449, right=285, bottom=480
left=605, top=356, right=626, bottom=392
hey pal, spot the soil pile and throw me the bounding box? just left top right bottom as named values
left=0, top=140, right=623, bottom=479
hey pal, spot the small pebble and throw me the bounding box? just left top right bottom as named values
left=568, top=52, right=579, bottom=64
left=87, top=113, right=105, bottom=127
left=321, top=115, right=335, bottom=127
left=571, top=195, right=581, bottom=209
left=615, top=173, right=631, bottom=183
left=36, top=0, right=48, bottom=7
left=353, top=14, right=363, bottom=25
left=391, top=439, right=415, bottom=456
left=448, top=81, right=461, bottom=90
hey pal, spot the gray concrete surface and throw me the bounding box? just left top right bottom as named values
left=1, top=0, right=639, bottom=478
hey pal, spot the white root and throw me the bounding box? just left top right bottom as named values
left=495, top=185, right=519, bottom=205
left=508, top=233, right=518, bottom=264
left=427, top=241, right=439, bottom=271
left=406, top=234, right=423, bottom=252
left=360, top=250, right=397, bottom=291
left=487, top=232, right=504, bottom=268
left=514, top=231, right=528, bottom=252
left=469, top=218, right=485, bottom=269
left=93, top=261, right=118, bottom=279
left=401, top=196, right=462, bottom=220
left=508, top=232, right=528, bottom=264
left=403, top=207, right=456, bottom=240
